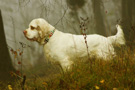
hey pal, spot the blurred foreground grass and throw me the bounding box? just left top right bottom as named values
left=1, top=46, right=135, bottom=90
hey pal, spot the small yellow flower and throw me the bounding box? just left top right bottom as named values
left=42, top=82, right=48, bottom=87
left=95, top=85, right=100, bottom=89
left=113, top=88, right=118, bottom=90
left=100, top=79, right=105, bottom=84
left=8, top=85, right=12, bottom=90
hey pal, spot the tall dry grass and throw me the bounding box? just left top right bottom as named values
left=1, top=45, right=134, bottom=90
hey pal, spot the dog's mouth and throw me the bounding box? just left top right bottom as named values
left=27, top=37, right=37, bottom=41
left=24, top=34, right=37, bottom=41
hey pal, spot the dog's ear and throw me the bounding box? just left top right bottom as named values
left=37, top=25, right=45, bottom=38
left=38, top=30, right=44, bottom=38
left=38, top=30, right=47, bottom=38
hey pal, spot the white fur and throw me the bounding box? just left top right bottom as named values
left=24, top=18, right=125, bottom=70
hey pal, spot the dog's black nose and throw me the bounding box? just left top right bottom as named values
left=23, top=30, right=27, bottom=35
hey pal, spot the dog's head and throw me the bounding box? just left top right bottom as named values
left=23, top=18, right=55, bottom=44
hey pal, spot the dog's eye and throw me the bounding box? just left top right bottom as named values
left=30, top=26, right=35, bottom=30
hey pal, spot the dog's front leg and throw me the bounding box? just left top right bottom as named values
left=59, top=57, right=73, bottom=71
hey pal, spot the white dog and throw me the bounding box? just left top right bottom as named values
left=23, top=18, right=125, bottom=70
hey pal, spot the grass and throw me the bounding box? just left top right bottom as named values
left=1, top=45, right=135, bottom=90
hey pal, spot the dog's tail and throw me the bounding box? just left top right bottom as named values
left=108, top=24, right=125, bottom=46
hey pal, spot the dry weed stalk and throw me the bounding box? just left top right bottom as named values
left=80, top=17, right=93, bottom=68
left=8, top=42, right=30, bottom=90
